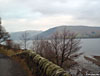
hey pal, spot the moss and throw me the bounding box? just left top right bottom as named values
left=12, top=51, right=70, bottom=76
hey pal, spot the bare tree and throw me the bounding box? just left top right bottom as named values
left=6, top=39, right=13, bottom=49
left=50, top=32, right=60, bottom=65
left=32, top=36, right=55, bottom=62
left=32, top=36, right=51, bottom=56
left=0, top=17, right=9, bottom=44
left=12, top=43, right=20, bottom=51
left=20, top=31, right=30, bottom=50
left=32, top=29, right=81, bottom=68
left=50, top=29, right=81, bottom=67
left=32, top=36, right=40, bottom=53
left=6, top=39, right=20, bottom=51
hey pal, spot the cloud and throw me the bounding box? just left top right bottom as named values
left=0, top=0, right=100, bottom=32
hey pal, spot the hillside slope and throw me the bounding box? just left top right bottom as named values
left=10, top=30, right=42, bottom=40
left=36, top=26, right=100, bottom=38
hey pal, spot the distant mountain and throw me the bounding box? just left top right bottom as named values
left=10, top=26, right=100, bottom=40
left=36, top=26, right=100, bottom=38
left=10, top=30, right=42, bottom=40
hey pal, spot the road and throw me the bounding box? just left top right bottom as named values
left=0, top=54, right=27, bottom=76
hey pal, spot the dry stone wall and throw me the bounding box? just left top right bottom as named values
left=12, top=51, right=70, bottom=76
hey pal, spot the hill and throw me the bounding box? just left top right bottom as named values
left=36, top=26, right=100, bottom=38
left=10, top=30, right=42, bottom=40
left=10, top=26, right=100, bottom=40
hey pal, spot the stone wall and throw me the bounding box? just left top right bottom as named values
left=12, top=51, right=70, bottom=76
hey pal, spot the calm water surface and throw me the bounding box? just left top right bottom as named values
left=18, top=38, right=100, bottom=56
left=15, top=39, right=100, bottom=73
left=76, top=38, right=100, bottom=73
left=80, top=38, right=100, bottom=56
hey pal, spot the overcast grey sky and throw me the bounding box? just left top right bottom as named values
left=0, top=0, right=100, bottom=32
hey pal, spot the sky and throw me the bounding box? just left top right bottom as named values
left=0, top=0, right=100, bottom=32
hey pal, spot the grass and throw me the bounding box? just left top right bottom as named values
left=12, top=56, right=33, bottom=76
left=0, top=47, right=15, bottom=56
left=0, top=47, right=33, bottom=76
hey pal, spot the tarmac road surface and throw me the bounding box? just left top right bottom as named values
left=0, top=54, right=27, bottom=76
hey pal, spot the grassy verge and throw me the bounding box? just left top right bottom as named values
left=0, top=47, right=33, bottom=76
